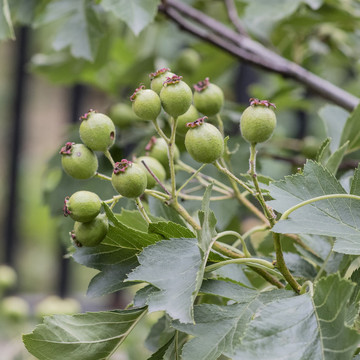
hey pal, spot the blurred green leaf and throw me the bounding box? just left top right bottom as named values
left=101, top=0, right=160, bottom=36
left=340, top=103, right=360, bottom=154
left=23, top=307, right=147, bottom=360
left=0, top=0, right=15, bottom=40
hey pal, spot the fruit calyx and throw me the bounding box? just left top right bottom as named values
left=70, top=231, right=82, bottom=247
left=186, top=116, right=207, bottom=128
left=194, top=77, right=210, bottom=92
left=163, top=75, right=183, bottom=86
left=79, top=109, right=96, bottom=121
left=60, top=142, right=75, bottom=155
left=249, top=98, right=276, bottom=109
left=145, top=136, right=157, bottom=153
left=63, top=197, right=71, bottom=217
left=114, top=159, right=132, bottom=174
left=149, top=68, right=171, bottom=80
left=130, top=85, right=145, bottom=101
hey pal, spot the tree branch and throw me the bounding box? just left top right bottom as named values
left=159, top=0, right=359, bottom=111
left=223, top=0, right=248, bottom=36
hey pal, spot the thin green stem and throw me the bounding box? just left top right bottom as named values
left=249, top=143, right=275, bottom=224
left=241, top=225, right=269, bottom=241
left=171, top=200, right=201, bottom=230
left=178, top=193, right=232, bottom=201
left=215, top=231, right=251, bottom=257
left=213, top=241, right=244, bottom=256
left=300, top=280, right=314, bottom=296
left=103, top=149, right=115, bottom=167
left=152, top=119, right=169, bottom=142
left=216, top=113, right=224, bottom=137
left=176, top=163, right=206, bottom=196
left=214, top=160, right=254, bottom=194
left=168, top=116, right=178, bottom=197
left=273, top=232, right=301, bottom=293
left=135, top=197, right=151, bottom=224
left=205, top=257, right=275, bottom=273
left=95, top=172, right=112, bottom=181
left=280, top=193, right=360, bottom=220
left=144, top=189, right=170, bottom=201
left=314, top=246, right=333, bottom=282
left=103, top=195, right=123, bottom=204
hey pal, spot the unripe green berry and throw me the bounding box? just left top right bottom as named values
left=79, top=110, right=115, bottom=151
left=1, top=296, right=29, bottom=321
left=240, top=99, right=277, bottom=144
left=146, top=137, right=180, bottom=168
left=0, top=265, right=17, bottom=290
left=109, top=103, right=141, bottom=128
left=177, top=105, right=199, bottom=135
left=301, top=136, right=320, bottom=159
left=73, top=213, right=108, bottom=247
left=150, top=68, right=175, bottom=95
left=64, top=191, right=101, bottom=223
left=131, top=85, right=161, bottom=121
left=136, top=156, right=166, bottom=189
left=193, top=78, right=224, bottom=116
left=160, top=75, right=192, bottom=117
left=111, top=160, right=147, bottom=198
left=176, top=48, right=201, bottom=74
left=35, top=296, right=81, bottom=318
left=185, top=117, right=224, bottom=163
left=60, top=142, right=98, bottom=180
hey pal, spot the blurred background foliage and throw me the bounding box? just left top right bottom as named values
left=1, top=0, right=360, bottom=358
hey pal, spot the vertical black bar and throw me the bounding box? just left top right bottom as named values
left=4, top=27, right=29, bottom=267
left=58, top=84, right=84, bottom=298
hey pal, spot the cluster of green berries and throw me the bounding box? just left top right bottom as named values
left=60, top=66, right=278, bottom=248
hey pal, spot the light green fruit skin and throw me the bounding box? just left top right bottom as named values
left=0, top=265, right=17, bottom=290
left=177, top=105, right=199, bottom=135
left=177, top=49, right=201, bottom=74
left=148, top=138, right=180, bottom=168
left=132, top=89, right=161, bottom=121
left=136, top=156, right=166, bottom=189
left=301, top=136, right=320, bottom=159
left=74, top=213, right=108, bottom=247
left=79, top=113, right=116, bottom=151
left=185, top=123, right=224, bottom=163
left=109, top=103, right=141, bottom=128
left=1, top=296, right=29, bottom=320
left=61, top=143, right=98, bottom=180
left=160, top=81, right=193, bottom=117
left=193, top=83, right=224, bottom=116
left=35, top=296, right=81, bottom=318
left=112, top=163, right=147, bottom=198
left=151, top=71, right=175, bottom=95
left=67, top=191, right=101, bottom=223
left=240, top=106, right=277, bottom=144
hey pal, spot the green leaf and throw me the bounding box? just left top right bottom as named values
left=340, top=103, right=360, bottom=153
left=175, top=276, right=359, bottom=359
left=319, top=105, right=348, bottom=153
left=101, top=0, right=160, bottom=36
left=316, top=137, right=331, bottom=163
left=148, top=196, right=186, bottom=225
left=34, top=0, right=103, bottom=61
left=269, top=161, right=360, bottom=254
left=148, top=221, right=195, bottom=239
left=0, top=0, right=15, bottom=40
left=325, top=140, right=349, bottom=174
left=127, top=238, right=202, bottom=323
left=173, top=280, right=294, bottom=360
left=23, top=307, right=147, bottom=360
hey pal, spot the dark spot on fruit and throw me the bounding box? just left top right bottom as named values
left=110, top=131, right=115, bottom=140
left=76, top=152, right=81, bottom=157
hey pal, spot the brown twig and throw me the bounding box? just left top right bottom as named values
left=141, top=160, right=171, bottom=195
left=223, top=0, right=247, bottom=35
left=159, top=1, right=359, bottom=111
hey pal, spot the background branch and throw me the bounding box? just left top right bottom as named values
left=159, top=0, right=359, bottom=111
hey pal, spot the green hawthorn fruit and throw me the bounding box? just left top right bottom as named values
left=301, top=136, right=320, bottom=159
left=79, top=110, right=115, bottom=151
left=0, top=265, right=17, bottom=290
left=111, top=160, right=147, bottom=198
left=64, top=191, right=101, bottom=223
left=60, top=142, right=98, bottom=180
left=177, top=104, right=200, bottom=135
left=1, top=296, right=29, bottom=321
left=35, top=295, right=81, bottom=318
left=185, top=117, right=224, bottom=163
left=131, top=85, right=161, bottom=121
left=109, top=103, right=141, bottom=128
left=193, top=77, right=224, bottom=116
left=240, top=99, right=277, bottom=144
left=136, top=156, right=166, bottom=189
left=150, top=68, right=175, bottom=95
left=176, top=48, right=201, bottom=74
left=160, top=75, right=192, bottom=117
left=73, top=213, right=108, bottom=247
left=146, top=137, right=180, bottom=168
